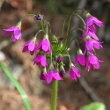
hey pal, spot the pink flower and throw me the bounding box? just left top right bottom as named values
left=75, top=54, right=85, bottom=66
left=83, top=16, right=103, bottom=41
left=46, top=69, right=63, bottom=84
left=85, top=39, right=103, bottom=54
left=3, top=26, right=21, bottom=42
left=36, top=38, right=51, bottom=54
left=69, top=66, right=81, bottom=80
left=23, top=41, right=36, bottom=55
left=86, top=16, right=103, bottom=27
left=34, top=54, right=47, bottom=67
left=85, top=28, right=99, bottom=41
left=86, top=54, right=104, bottom=71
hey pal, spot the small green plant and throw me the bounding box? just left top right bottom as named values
left=80, top=102, right=106, bottom=110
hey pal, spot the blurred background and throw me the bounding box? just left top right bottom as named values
left=0, top=0, right=110, bottom=110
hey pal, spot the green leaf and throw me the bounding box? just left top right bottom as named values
left=80, top=102, right=105, bottom=110
left=0, top=61, right=32, bottom=110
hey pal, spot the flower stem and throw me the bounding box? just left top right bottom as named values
left=51, top=80, right=58, bottom=110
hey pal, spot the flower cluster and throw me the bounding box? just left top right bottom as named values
left=75, top=15, right=104, bottom=72
left=3, top=13, right=104, bottom=84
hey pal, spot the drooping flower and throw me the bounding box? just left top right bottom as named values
left=75, top=49, right=85, bottom=66
left=36, top=38, right=51, bottom=54
left=75, top=54, right=85, bottom=66
left=3, top=25, right=21, bottom=42
left=83, top=16, right=103, bottom=41
left=85, top=39, right=103, bottom=54
left=86, top=54, right=104, bottom=71
left=23, top=40, right=36, bottom=55
left=84, top=28, right=99, bottom=41
left=86, top=16, right=103, bottom=28
left=69, top=66, right=81, bottom=80
left=46, top=69, right=63, bottom=84
left=34, top=54, right=47, bottom=67
left=36, top=14, right=42, bottom=21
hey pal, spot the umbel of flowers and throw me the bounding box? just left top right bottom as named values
left=3, top=12, right=104, bottom=110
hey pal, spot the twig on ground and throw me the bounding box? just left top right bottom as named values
left=79, top=75, right=102, bottom=102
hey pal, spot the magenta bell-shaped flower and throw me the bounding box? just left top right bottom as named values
left=82, top=16, right=103, bottom=41
left=3, top=25, right=21, bottom=42
left=86, top=16, right=103, bottom=28
left=46, top=69, right=63, bottom=84
left=34, top=54, right=47, bottom=67
left=86, top=54, right=104, bottom=72
left=69, top=66, right=81, bottom=80
left=85, top=39, right=103, bottom=54
left=36, top=38, right=51, bottom=54
left=22, top=40, right=36, bottom=55
left=75, top=54, right=85, bottom=66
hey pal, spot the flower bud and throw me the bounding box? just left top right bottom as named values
left=59, top=70, right=65, bottom=77
left=59, top=36, right=64, bottom=40
left=36, top=14, right=42, bottom=21
left=52, top=35, right=58, bottom=43
left=57, top=56, right=62, bottom=63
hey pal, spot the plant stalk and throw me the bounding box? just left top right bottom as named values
left=51, top=80, right=58, bottom=110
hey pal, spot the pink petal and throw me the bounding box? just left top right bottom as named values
left=86, top=40, right=93, bottom=54
left=89, top=24, right=96, bottom=33
left=92, top=16, right=103, bottom=27
left=34, top=54, right=42, bottom=64
left=36, top=39, right=42, bottom=50
left=46, top=70, right=52, bottom=84
left=11, top=34, right=17, bottom=42
left=14, top=27, right=21, bottom=40
left=86, top=58, right=91, bottom=72
left=78, top=54, right=85, bottom=66
left=22, top=41, right=30, bottom=52
left=3, top=26, right=15, bottom=32
left=93, top=62, right=100, bottom=69
left=22, top=46, right=28, bottom=52
left=52, top=70, right=63, bottom=80
left=86, top=17, right=93, bottom=27
left=93, top=40, right=103, bottom=50
left=41, top=55, right=47, bottom=67
left=28, top=41, right=35, bottom=51
left=70, top=68, right=76, bottom=80
left=98, top=60, right=104, bottom=63
left=88, top=31, right=99, bottom=41
left=89, top=55, right=98, bottom=64
left=73, top=67, right=81, bottom=78
left=46, top=42, right=51, bottom=54
left=42, top=39, right=49, bottom=52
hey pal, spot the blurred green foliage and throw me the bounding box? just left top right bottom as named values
left=80, top=102, right=105, bottom=110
